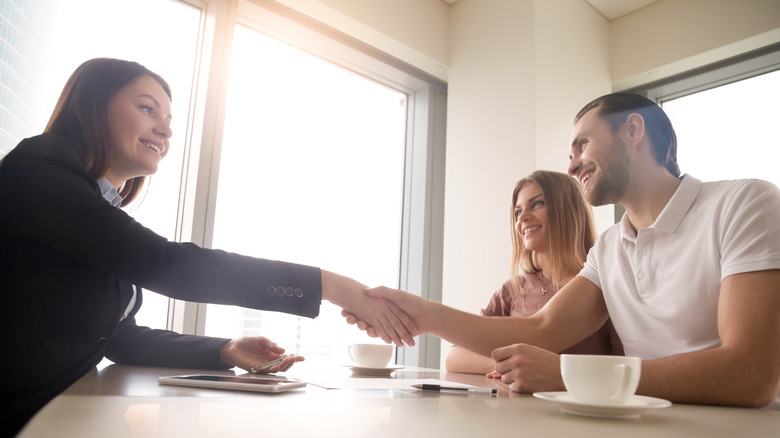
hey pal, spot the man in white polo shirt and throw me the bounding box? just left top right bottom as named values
left=567, top=92, right=780, bottom=365
left=353, top=92, right=780, bottom=407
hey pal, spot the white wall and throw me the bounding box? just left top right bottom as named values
left=533, top=0, right=613, bottom=233
left=434, top=0, right=527, bottom=360
left=437, top=0, right=614, bottom=363
left=442, top=0, right=535, bottom=316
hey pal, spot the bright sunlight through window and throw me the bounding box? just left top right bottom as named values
left=14, top=0, right=202, bottom=330
left=204, top=24, right=408, bottom=363
left=662, top=69, right=780, bottom=188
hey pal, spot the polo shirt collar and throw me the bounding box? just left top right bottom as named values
left=619, top=174, right=702, bottom=240
left=618, top=211, right=636, bottom=240
left=653, top=174, right=701, bottom=234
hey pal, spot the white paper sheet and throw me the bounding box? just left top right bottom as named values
left=304, top=377, right=475, bottom=390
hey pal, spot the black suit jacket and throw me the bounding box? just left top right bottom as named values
left=0, top=134, right=324, bottom=435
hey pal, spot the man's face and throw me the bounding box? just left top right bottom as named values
left=568, top=109, right=631, bottom=207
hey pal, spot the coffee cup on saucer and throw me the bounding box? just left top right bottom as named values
left=347, top=343, right=394, bottom=368
left=560, top=354, right=641, bottom=405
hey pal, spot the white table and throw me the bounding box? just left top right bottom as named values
left=19, top=361, right=780, bottom=437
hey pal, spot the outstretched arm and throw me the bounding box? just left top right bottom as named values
left=359, top=276, right=609, bottom=356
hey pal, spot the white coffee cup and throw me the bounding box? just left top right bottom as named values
left=347, top=343, right=394, bottom=368
left=560, top=354, right=641, bottom=405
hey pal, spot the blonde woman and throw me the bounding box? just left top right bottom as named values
left=445, top=171, right=622, bottom=379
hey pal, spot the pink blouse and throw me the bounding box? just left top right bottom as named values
left=481, top=271, right=623, bottom=356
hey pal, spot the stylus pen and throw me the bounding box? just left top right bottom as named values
left=412, top=384, right=497, bottom=395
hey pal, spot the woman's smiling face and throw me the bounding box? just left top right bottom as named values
left=514, top=182, right=550, bottom=255
left=105, top=74, right=172, bottom=187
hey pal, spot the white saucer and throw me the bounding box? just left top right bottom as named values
left=533, top=391, right=671, bottom=419
left=343, top=364, right=405, bottom=376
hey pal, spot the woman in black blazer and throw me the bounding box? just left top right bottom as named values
left=0, top=58, right=415, bottom=435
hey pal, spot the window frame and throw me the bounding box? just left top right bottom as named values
left=628, top=43, right=780, bottom=105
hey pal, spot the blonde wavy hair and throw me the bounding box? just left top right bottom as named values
left=510, top=170, right=596, bottom=302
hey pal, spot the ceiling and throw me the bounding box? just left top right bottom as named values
left=584, top=0, right=659, bottom=20
left=441, top=0, right=660, bottom=21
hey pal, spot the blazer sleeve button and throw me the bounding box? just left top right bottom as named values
left=97, top=337, right=109, bottom=346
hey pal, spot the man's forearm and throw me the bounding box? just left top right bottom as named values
left=639, top=347, right=779, bottom=407
left=427, top=302, right=562, bottom=356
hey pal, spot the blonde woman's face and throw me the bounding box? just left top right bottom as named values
left=513, top=182, right=550, bottom=254
left=105, top=75, right=172, bottom=187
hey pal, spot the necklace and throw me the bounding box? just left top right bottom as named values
left=539, top=271, right=551, bottom=296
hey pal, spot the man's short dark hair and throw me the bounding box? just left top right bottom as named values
left=575, top=92, right=680, bottom=177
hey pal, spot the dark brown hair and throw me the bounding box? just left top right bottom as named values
left=575, top=92, right=679, bottom=177
left=45, top=58, right=172, bottom=206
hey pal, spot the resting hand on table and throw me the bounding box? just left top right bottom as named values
left=341, top=286, right=431, bottom=344
left=488, top=343, right=565, bottom=393
left=322, top=271, right=418, bottom=346
left=220, top=336, right=304, bottom=374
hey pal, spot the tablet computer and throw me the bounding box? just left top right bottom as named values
left=158, top=374, right=307, bottom=393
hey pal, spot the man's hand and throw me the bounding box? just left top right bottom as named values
left=490, top=343, right=565, bottom=393
left=220, top=336, right=304, bottom=374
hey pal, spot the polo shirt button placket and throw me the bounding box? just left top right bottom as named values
left=635, top=231, right=654, bottom=297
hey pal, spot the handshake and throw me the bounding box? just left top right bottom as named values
left=321, top=269, right=433, bottom=347
left=324, top=268, right=426, bottom=347
left=339, top=285, right=429, bottom=346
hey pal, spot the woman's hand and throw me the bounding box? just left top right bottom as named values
left=220, top=336, right=304, bottom=374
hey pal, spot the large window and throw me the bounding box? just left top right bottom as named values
left=190, top=1, right=446, bottom=366
left=204, top=23, right=407, bottom=361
